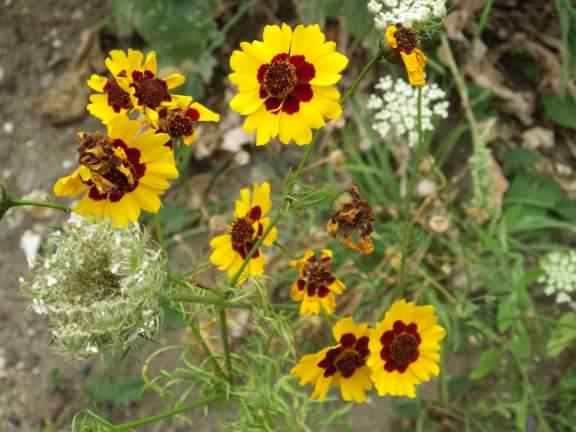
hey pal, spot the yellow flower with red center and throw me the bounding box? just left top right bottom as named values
left=289, top=249, right=345, bottom=316
left=147, top=95, right=220, bottom=146
left=87, top=49, right=186, bottom=123
left=385, top=25, right=427, bottom=87
left=229, top=24, right=348, bottom=146
left=209, top=182, right=277, bottom=281
left=368, top=299, right=445, bottom=398
left=53, top=116, right=178, bottom=228
left=291, top=317, right=373, bottom=403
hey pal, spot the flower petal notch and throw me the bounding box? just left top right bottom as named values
left=327, top=185, right=374, bottom=255
left=385, top=24, right=427, bottom=87
left=289, top=249, right=346, bottom=316
left=291, top=317, right=373, bottom=403
left=368, top=299, right=446, bottom=398
left=209, top=182, right=277, bottom=282
left=229, top=23, right=347, bottom=146
left=53, top=116, right=178, bottom=228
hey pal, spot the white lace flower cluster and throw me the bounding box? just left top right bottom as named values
left=367, top=76, right=449, bottom=147
left=21, top=216, right=166, bottom=357
left=367, top=0, right=447, bottom=29
left=539, top=251, right=576, bottom=305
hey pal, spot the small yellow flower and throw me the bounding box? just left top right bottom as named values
left=209, top=182, right=277, bottom=281
left=229, top=23, right=348, bottom=146
left=368, top=299, right=446, bottom=398
left=289, top=249, right=345, bottom=316
left=53, top=116, right=178, bottom=228
left=147, top=95, right=220, bottom=146
left=291, top=317, right=373, bottom=403
left=87, top=49, right=186, bottom=123
left=385, top=25, right=427, bottom=87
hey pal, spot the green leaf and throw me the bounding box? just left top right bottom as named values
left=497, top=295, right=517, bottom=332
left=502, top=149, right=542, bottom=175
left=447, top=375, right=473, bottom=400
left=547, top=313, right=576, bottom=357
left=542, top=94, right=576, bottom=129
left=391, top=398, right=421, bottom=419
left=470, top=349, right=501, bottom=380
left=510, top=324, right=531, bottom=361
left=85, top=376, right=145, bottom=405
left=505, top=174, right=564, bottom=209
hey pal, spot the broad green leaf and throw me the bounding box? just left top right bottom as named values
left=547, top=313, right=576, bottom=357
left=470, top=349, right=501, bottom=380
left=543, top=94, right=576, bottom=129
left=502, top=149, right=542, bottom=175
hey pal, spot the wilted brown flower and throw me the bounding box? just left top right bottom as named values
left=327, top=185, right=374, bottom=255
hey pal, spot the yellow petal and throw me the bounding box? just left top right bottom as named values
left=53, top=170, right=85, bottom=197
left=107, top=115, right=141, bottom=143
left=262, top=23, right=292, bottom=55
left=87, top=74, right=107, bottom=92
left=290, top=24, right=328, bottom=61
left=143, top=50, right=156, bottom=74
left=235, top=187, right=251, bottom=218
left=290, top=281, right=304, bottom=301
left=278, top=111, right=313, bottom=145
left=190, top=102, right=220, bottom=122
left=310, top=52, right=348, bottom=86
left=130, top=187, right=162, bottom=213
left=128, top=49, right=145, bottom=72
left=230, top=90, right=263, bottom=115
left=164, top=73, right=185, bottom=90
left=385, top=25, right=398, bottom=49
left=243, top=108, right=280, bottom=146
left=251, top=182, right=271, bottom=215
left=106, top=50, right=129, bottom=76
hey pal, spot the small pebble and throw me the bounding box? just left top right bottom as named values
left=3, top=122, right=14, bottom=134
left=62, top=159, right=73, bottom=169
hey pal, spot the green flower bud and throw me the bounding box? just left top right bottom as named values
left=21, top=216, right=167, bottom=358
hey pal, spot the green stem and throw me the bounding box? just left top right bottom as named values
left=475, top=0, right=495, bottom=40
left=9, top=199, right=70, bottom=213
left=218, top=308, right=233, bottom=383
left=112, top=397, right=219, bottom=431
left=514, top=355, right=553, bottom=432
left=342, top=43, right=386, bottom=102
left=399, top=87, right=424, bottom=289
left=188, top=320, right=228, bottom=380
left=171, top=295, right=297, bottom=310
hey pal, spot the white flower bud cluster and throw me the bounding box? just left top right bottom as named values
left=367, top=76, right=449, bottom=147
left=367, top=0, right=447, bottom=29
left=21, top=217, right=167, bottom=358
left=539, top=251, right=576, bottom=305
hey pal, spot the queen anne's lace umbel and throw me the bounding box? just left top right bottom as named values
left=21, top=217, right=166, bottom=357
left=367, top=76, right=448, bottom=147
left=367, top=0, right=447, bottom=29
left=539, top=251, right=576, bottom=305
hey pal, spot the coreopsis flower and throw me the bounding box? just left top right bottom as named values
left=367, top=0, right=447, bottom=29
left=229, top=24, right=347, bottom=146
left=289, top=249, right=345, bottom=316
left=53, top=115, right=178, bottom=228
left=367, top=75, right=448, bottom=147
left=87, top=49, right=186, bottom=123
left=20, top=217, right=166, bottom=358
left=210, top=182, right=277, bottom=281
left=539, top=251, right=576, bottom=305
left=327, top=185, right=374, bottom=255
left=148, top=95, right=220, bottom=146
left=291, top=317, right=373, bottom=403
left=385, top=24, right=427, bottom=87
left=368, top=299, right=445, bottom=398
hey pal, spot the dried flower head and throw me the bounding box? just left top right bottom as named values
left=367, top=76, right=448, bottom=147
left=21, top=217, right=166, bottom=357
left=327, top=185, right=374, bottom=255
left=539, top=251, right=576, bottom=305
left=385, top=24, right=427, bottom=87
left=289, top=249, right=346, bottom=316
left=367, top=0, right=447, bottom=29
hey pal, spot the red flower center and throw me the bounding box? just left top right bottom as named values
left=394, top=23, right=418, bottom=54
left=103, top=78, right=133, bottom=113
left=295, top=253, right=336, bottom=298
left=379, top=320, right=421, bottom=373
left=131, top=70, right=171, bottom=109
left=159, top=107, right=200, bottom=138
left=230, top=206, right=263, bottom=259
left=318, top=333, right=370, bottom=378
left=257, top=53, right=315, bottom=115
left=78, top=133, right=145, bottom=203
